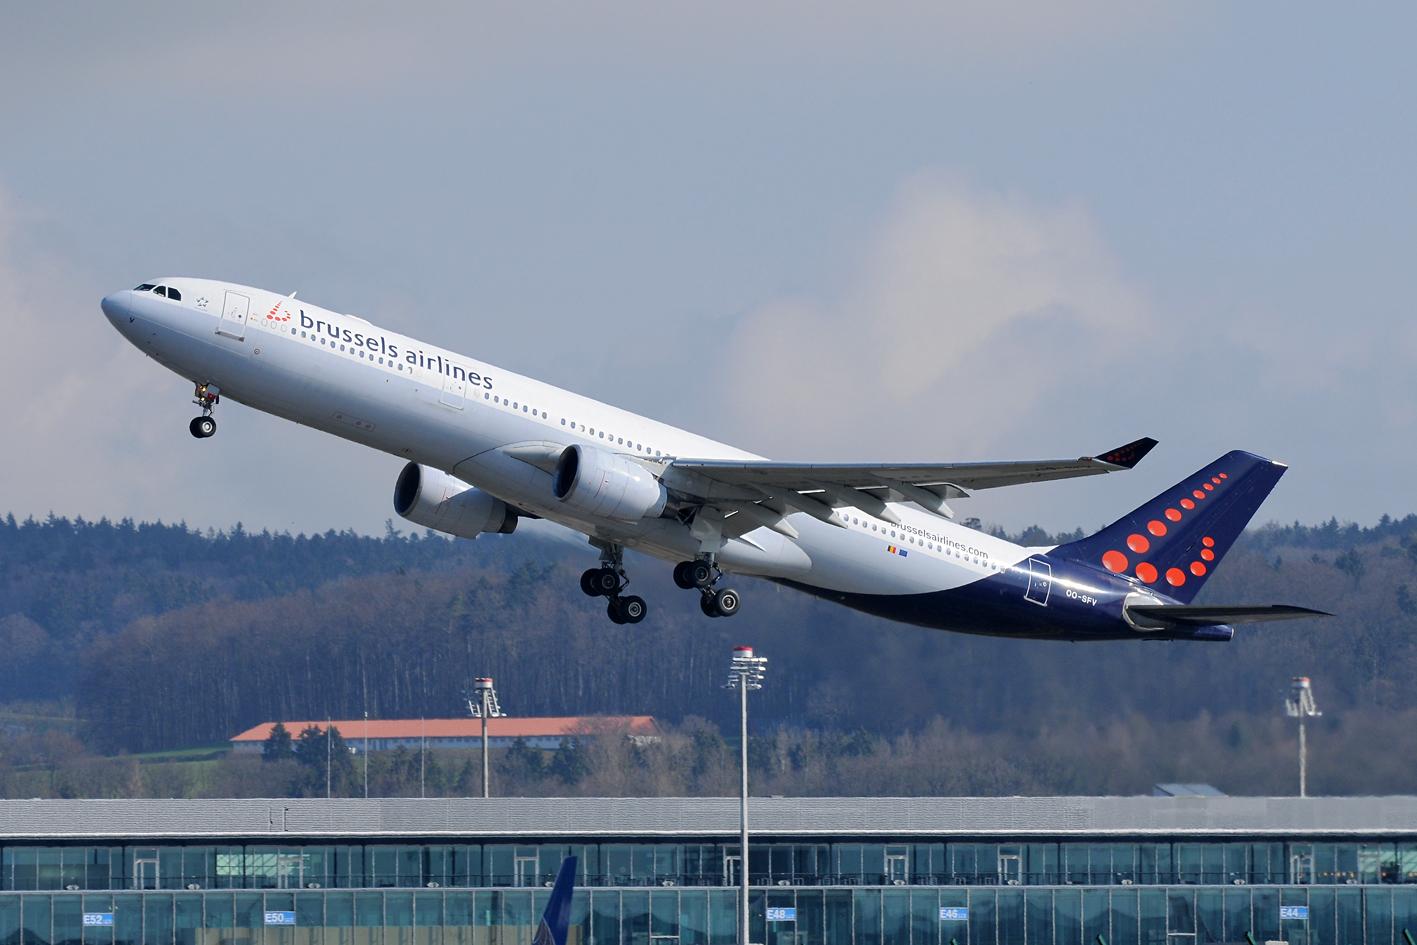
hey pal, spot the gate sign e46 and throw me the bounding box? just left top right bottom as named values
left=939, top=908, right=969, bottom=921
left=766, top=908, right=796, bottom=922
left=264, top=912, right=296, bottom=926
left=1280, top=906, right=1309, bottom=921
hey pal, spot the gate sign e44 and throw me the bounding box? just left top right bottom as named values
left=766, top=908, right=796, bottom=922
left=265, top=912, right=297, bottom=926
left=1280, top=906, right=1309, bottom=920
left=939, top=908, right=969, bottom=921
left=83, top=915, right=114, bottom=927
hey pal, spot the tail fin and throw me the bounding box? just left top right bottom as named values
left=1050, top=450, right=1286, bottom=603
left=533, top=856, right=579, bottom=945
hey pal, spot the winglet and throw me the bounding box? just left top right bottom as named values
left=533, top=856, right=579, bottom=945
left=1089, top=437, right=1158, bottom=470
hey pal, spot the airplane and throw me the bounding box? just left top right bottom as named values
left=101, top=279, right=1328, bottom=639
left=534, top=856, right=578, bottom=945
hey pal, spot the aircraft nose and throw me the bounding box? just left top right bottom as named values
left=101, top=290, right=132, bottom=323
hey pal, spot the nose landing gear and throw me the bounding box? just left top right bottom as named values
left=674, top=556, right=741, bottom=618
left=190, top=383, right=219, bottom=438
left=581, top=542, right=647, bottom=624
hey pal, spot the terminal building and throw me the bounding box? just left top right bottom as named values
left=2, top=796, right=1416, bottom=945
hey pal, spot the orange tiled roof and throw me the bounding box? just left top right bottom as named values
left=231, top=716, right=657, bottom=743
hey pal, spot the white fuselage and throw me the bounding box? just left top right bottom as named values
left=103, top=278, right=1041, bottom=598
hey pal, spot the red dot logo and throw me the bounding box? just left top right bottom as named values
left=1136, top=562, right=1158, bottom=583
left=1204, top=483, right=1214, bottom=491
left=1219, top=473, right=1228, bottom=479
left=1202, top=537, right=1214, bottom=547
left=1211, top=477, right=1221, bottom=484
left=1201, top=549, right=1215, bottom=561
left=1147, top=520, right=1167, bottom=537
left=1102, top=550, right=1129, bottom=573
left=1165, top=508, right=1182, bottom=522
left=1190, top=561, right=1207, bottom=576
left=1193, top=490, right=1206, bottom=499
left=1181, top=499, right=1195, bottom=510
left=1166, top=568, right=1186, bottom=586
left=1127, top=534, right=1150, bottom=553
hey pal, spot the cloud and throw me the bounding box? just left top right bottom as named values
left=719, top=170, right=1154, bottom=461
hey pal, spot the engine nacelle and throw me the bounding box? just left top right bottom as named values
left=552, top=444, right=668, bottom=522
left=393, top=463, right=516, bottom=539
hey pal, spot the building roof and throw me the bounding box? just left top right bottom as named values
left=1153, top=784, right=1228, bottom=797
left=230, top=717, right=658, bottom=743
left=2, top=796, right=1417, bottom=842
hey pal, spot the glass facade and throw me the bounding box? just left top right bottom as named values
left=1, top=885, right=1415, bottom=945
left=6, top=842, right=1417, bottom=892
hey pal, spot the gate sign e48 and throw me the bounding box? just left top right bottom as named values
left=1280, top=906, right=1309, bottom=920
left=766, top=908, right=796, bottom=922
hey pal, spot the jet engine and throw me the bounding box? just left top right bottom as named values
left=393, top=463, right=516, bottom=539
left=551, top=444, right=667, bottom=522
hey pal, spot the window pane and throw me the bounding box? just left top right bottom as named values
left=1222, top=888, right=1250, bottom=944
left=1194, top=889, right=1223, bottom=945
left=853, top=891, right=880, bottom=945
left=1055, top=888, right=1082, bottom=945
left=54, top=896, right=82, bottom=945
left=1110, top=888, right=1139, bottom=945
left=709, top=891, right=737, bottom=945
left=823, top=892, right=851, bottom=945
left=1138, top=889, right=1166, bottom=945
left=881, top=890, right=908, bottom=945
left=680, top=891, right=708, bottom=945
left=592, top=891, right=620, bottom=945
left=622, top=893, right=648, bottom=945
left=910, top=889, right=937, bottom=945
left=1024, top=890, right=1051, bottom=945
left=1366, top=888, right=1392, bottom=945
left=24, top=896, right=53, bottom=945
left=1081, top=889, right=1107, bottom=945
left=965, top=890, right=993, bottom=945
left=996, top=890, right=1023, bottom=945
left=1336, top=888, right=1363, bottom=945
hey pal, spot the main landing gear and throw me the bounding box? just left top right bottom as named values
left=189, top=383, right=219, bottom=439
left=673, top=556, right=741, bottom=618
left=581, top=543, right=646, bottom=625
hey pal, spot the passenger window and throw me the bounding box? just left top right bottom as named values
left=167, top=287, right=181, bottom=301
left=134, top=284, right=155, bottom=291
left=153, top=286, right=167, bottom=297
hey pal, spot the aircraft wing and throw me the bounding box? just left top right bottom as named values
left=661, top=437, right=1156, bottom=527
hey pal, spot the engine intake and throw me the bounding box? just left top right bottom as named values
left=552, top=444, right=667, bottom=522
left=393, top=463, right=516, bottom=539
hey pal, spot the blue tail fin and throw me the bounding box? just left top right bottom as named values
left=1050, top=450, right=1286, bottom=603
left=533, top=856, right=579, bottom=945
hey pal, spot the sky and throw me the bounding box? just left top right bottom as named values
left=1, top=2, right=1414, bottom=539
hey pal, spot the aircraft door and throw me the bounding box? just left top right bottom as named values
left=218, top=291, right=250, bottom=340
left=440, top=373, right=466, bottom=409
left=1025, top=558, right=1052, bottom=606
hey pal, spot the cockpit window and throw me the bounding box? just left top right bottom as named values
left=166, top=287, right=181, bottom=301
left=134, top=284, right=156, bottom=291
left=153, top=286, right=167, bottom=297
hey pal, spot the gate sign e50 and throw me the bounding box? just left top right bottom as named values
left=766, top=908, right=796, bottom=922
left=83, top=915, right=114, bottom=927
left=939, top=908, right=969, bottom=921
left=1280, top=906, right=1309, bottom=921
left=264, top=912, right=297, bottom=926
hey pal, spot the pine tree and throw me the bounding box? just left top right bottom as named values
left=262, top=722, right=295, bottom=762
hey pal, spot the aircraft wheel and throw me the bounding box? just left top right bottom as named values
left=712, top=587, right=741, bottom=617
left=688, top=560, right=716, bottom=589
left=699, top=593, right=720, bottom=618
left=607, top=599, right=628, bottom=625
left=190, top=416, right=215, bottom=438
left=591, top=567, right=621, bottom=596
left=621, top=595, right=647, bottom=623
left=672, top=561, right=696, bottom=590
left=580, top=568, right=603, bottom=597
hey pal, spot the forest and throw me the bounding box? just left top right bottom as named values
left=2, top=510, right=1416, bottom=798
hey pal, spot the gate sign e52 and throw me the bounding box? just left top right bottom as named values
left=939, top=908, right=969, bottom=921
left=766, top=908, right=797, bottom=922
left=1280, top=906, right=1309, bottom=921
left=264, top=912, right=297, bottom=926
left=83, top=915, right=114, bottom=927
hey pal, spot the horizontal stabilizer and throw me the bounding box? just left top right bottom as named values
left=1127, top=604, right=1332, bottom=627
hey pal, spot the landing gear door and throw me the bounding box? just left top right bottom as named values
left=218, top=291, right=250, bottom=340
left=1025, top=558, right=1052, bottom=606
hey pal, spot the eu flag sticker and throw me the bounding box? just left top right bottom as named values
left=887, top=545, right=907, bottom=557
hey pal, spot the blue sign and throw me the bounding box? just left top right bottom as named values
left=766, top=908, right=796, bottom=922
left=264, top=912, right=296, bottom=926
left=83, top=915, right=114, bottom=927
left=1280, top=906, right=1309, bottom=921
left=939, top=908, right=969, bottom=922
